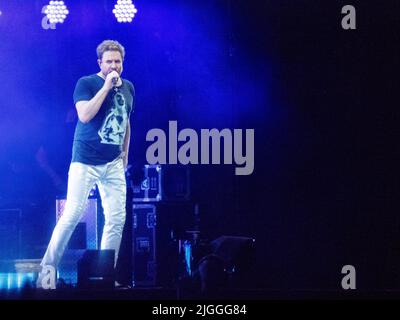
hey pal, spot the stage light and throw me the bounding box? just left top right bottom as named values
left=113, top=0, right=138, bottom=23
left=44, top=1, right=69, bottom=24
left=0, top=273, right=35, bottom=290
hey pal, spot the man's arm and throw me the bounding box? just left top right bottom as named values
left=76, top=71, right=119, bottom=123
left=122, top=121, right=131, bottom=168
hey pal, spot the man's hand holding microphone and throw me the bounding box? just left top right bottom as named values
left=104, top=70, right=120, bottom=91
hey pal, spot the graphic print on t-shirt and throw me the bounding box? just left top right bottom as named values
left=98, top=91, right=128, bottom=145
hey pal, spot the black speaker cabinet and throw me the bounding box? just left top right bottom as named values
left=56, top=197, right=98, bottom=284
left=77, top=249, right=115, bottom=289
left=132, top=204, right=157, bottom=286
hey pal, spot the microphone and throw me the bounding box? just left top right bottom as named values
left=112, top=77, right=118, bottom=86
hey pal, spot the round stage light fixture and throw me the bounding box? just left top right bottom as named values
left=44, top=1, right=69, bottom=24
left=112, top=0, right=138, bottom=23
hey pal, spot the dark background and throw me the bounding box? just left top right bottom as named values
left=0, top=0, right=399, bottom=292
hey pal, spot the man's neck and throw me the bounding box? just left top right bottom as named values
left=97, top=72, right=106, bottom=80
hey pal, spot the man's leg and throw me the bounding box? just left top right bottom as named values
left=40, top=162, right=99, bottom=271
left=97, top=158, right=127, bottom=267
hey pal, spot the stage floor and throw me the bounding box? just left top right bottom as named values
left=2, top=286, right=400, bottom=300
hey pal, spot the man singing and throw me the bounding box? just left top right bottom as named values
left=37, top=40, right=135, bottom=288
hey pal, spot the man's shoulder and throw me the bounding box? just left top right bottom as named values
left=77, top=74, right=101, bottom=83
left=73, top=74, right=101, bottom=100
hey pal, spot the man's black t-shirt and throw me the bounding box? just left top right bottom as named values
left=72, top=74, right=135, bottom=165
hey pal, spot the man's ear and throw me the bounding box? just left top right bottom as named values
left=97, top=59, right=101, bottom=67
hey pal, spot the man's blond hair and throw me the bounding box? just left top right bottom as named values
left=96, top=40, right=125, bottom=61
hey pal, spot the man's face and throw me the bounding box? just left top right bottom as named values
left=98, top=50, right=123, bottom=77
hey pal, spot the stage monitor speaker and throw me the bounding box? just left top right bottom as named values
left=210, top=236, right=256, bottom=272
left=197, top=236, right=256, bottom=292
left=56, top=197, right=98, bottom=285
left=77, top=249, right=115, bottom=289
